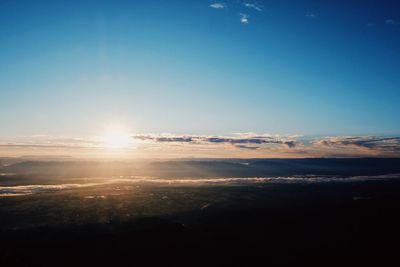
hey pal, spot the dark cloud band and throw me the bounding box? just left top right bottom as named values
left=133, top=134, right=297, bottom=149
left=312, top=136, right=400, bottom=152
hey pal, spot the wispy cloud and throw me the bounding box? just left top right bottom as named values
left=240, top=13, right=249, bottom=24
left=306, top=11, right=317, bottom=19
left=133, top=134, right=297, bottom=149
left=385, top=19, right=399, bottom=25
left=0, top=136, right=100, bottom=150
left=3, top=174, right=400, bottom=197
left=312, top=136, right=400, bottom=153
left=243, top=2, right=263, bottom=12
left=235, top=145, right=259, bottom=150
left=208, top=2, right=264, bottom=25
left=2, top=134, right=400, bottom=158
left=210, top=2, right=226, bottom=9
left=134, top=136, right=194, bottom=143
left=0, top=182, right=107, bottom=197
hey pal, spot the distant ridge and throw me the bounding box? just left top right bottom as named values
left=2, top=158, right=400, bottom=179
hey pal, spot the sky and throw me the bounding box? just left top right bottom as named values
left=1, top=0, right=400, bottom=158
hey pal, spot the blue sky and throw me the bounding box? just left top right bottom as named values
left=1, top=0, right=400, bottom=140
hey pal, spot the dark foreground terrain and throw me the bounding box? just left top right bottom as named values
left=0, top=158, right=400, bottom=266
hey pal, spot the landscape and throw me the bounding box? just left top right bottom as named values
left=1, top=158, right=400, bottom=266
left=1, top=1, right=400, bottom=266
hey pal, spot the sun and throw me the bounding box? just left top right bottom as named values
left=101, top=127, right=133, bottom=149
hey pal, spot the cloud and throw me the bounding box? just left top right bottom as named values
left=385, top=19, right=399, bottom=25
left=4, top=134, right=399, bottom=158
left=204, top=137, right=295, bottom=148
left=134, top=136, right=194, bottom=143
left=284, top=141, right=296, bottom=148
left=0, top=136, right=100, bottom=150
left=312, top=136, right=400, bottom=153
left=235, top=145, right=259, bottom=150
left=133, top=134, right=297, bottom=149
left=0, top=144, right=90, bottom=149
left=306, top=11, right=317, bottom=18
left=0, top=182, right=105, bottom=197
left=209, top=2, right=264, bottom=25
left=210, top=2, right=226, bottom=9
left=240, top=13, right=249, bottom=24
left=243, top=2, right=263, bottom=12
left=3, top=174, right=400, bottom=196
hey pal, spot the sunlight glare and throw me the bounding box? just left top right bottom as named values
left=101, top=127, right=133, bottom=149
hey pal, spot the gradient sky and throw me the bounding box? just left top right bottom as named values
left=1, top=1, right=400, bottom=148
